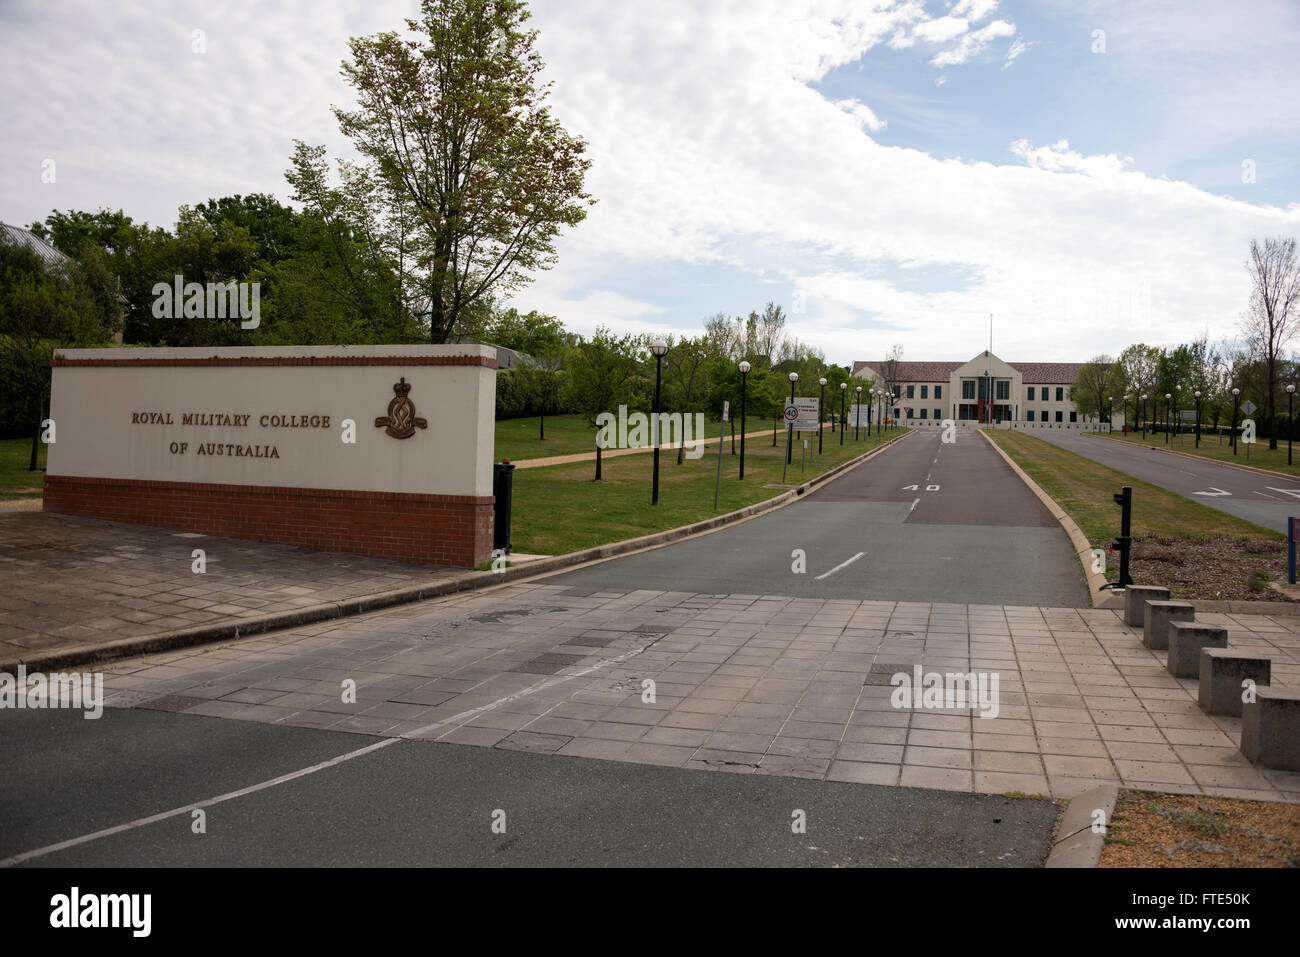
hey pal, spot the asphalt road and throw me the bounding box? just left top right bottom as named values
left=0, top=707, right=1056, bottom=868
left=1030, top=430, right=1300, bottom=534
left=550, top=428, right=1090, bottom=606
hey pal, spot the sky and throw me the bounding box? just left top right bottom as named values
left=2, top=0, right=1299, bottom=367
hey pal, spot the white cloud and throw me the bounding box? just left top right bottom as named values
left=2, top=0, right=1298, bottom=366
left=834, top=98, right=887, bottom=133
left=950, top=0, right=998, bottom=22
left=913, top=16, right=969, bottom=44
left=929, top=18, right=1016, bottom=67
left=1002, top=35, right=1034, bottom=69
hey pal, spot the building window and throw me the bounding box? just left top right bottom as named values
left=1055, top=410, right=1063, bottom=422
left=892, top=385, right=900, bottom=398
left=1027, top=387, right=1035, bottom=400
left=1056, top=387, right=1064, bottom=401
left=961, top=380, right=975, bottom=400
left=920, top=385, right=928, bottom=399
left=1070, top=411, right=1077, bottom=423
left=934, top=409, right=940, bottom=420
left=1027, top=410, right=1035, bottom=422
left=919, top=408, right=928, bottom=419
left=906, top=384, right=914, bottom=398
left=934, top=385, right=942, bottom=399
left=996, top=380, right=1009, bottom=400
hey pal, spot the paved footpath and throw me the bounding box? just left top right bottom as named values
left=1031, top=431, right=1300, bottom=534
left=0, top=511, right=460, bottom=663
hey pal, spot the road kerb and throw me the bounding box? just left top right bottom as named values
left=1, top=431, right=914, bottom=675
left=1044, top=785, right=1117, bottom=868
left=981, top=430, right=1116, bottom=608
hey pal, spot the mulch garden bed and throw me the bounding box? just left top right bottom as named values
left=1129, top=536, right=1295, bottom=602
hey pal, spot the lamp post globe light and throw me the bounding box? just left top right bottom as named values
left=839, top=382, right=847, bottom=446
left=650, top=339, right=668, bottom=506
left=1194, top=390, right=1202, bottom=448
left=1232, top=387, right=1240, bottom=454
left=738, top=360, right=751, bottom=480
left=787, top=372, right=799, bottom=465
left=1140, top=394, right=1148, bottom=439
left=855, top=386, right=863, bottom=440
left=1289, top=384, right=1296, bottom=466
left=818, top=377, right=827, bottom=454
left=1165, top=393, right=1172, bottom=445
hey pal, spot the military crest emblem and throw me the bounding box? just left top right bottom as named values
left=375, top=377, right=428, bottom=439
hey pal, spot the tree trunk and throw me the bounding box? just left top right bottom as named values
left=539, top=411, right=545, bottom=440
left=772, top=418, right=777, bottom=446
left=28, top=392, right=44, bottom=471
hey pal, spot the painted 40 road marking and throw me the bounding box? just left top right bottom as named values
left=902, top=484, right=941, bottom=491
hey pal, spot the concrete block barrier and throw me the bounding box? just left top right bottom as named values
left=1241, top=687, right=1300, bottom=770
left=1199, top=648, right=1271, bottom=717
left=1143, top=600, right=1194, bottom=651
left=1165, top=621, right=1227, bottom=678
left=1124, top=586, right=1170, bottom=628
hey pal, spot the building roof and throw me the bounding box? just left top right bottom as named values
left=1007, top=362, right=1086, bottom=384
left=853, top=360, right=961, bottom=382
left=853, top=356, right=1085, bottom=385
left=1, top=221, right=71, bottom=271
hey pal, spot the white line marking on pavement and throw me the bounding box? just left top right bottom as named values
left=1254, top=490, right=1282, bottom=500
left=1266, top=487, right=1300, bottom=499
left=910, top=497, right=920, bottom=512
left=815, top=551, right=865, bottom=580
left=0, top=737, right=401, bottom=868
left=1193, top=487, right=1231, bottom=497
left=404, top=640, right=663, bottom=740
left=0, top=630, right=674, bottom=868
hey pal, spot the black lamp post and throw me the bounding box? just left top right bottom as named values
left=818, top=377, right=827, bottom=454
left=738, top=360, right=750, bottom=480
left=1231, top=387, right=1240, bottom=454
left=1140, top=394, right=1148, bottom=439
left=1289, top=384, right=1296, bottom=465
left=650, top=338, right=668, bottom=505
left=1194, top=390, right=1202, bottom=448
left=786, top=372, right=798, bottom=464
left=1165, top=393, right=1172, bottom=445
left=839, top=382, right=847, bottom=445
left=866, top=389, right=874, bottom=440
left=855, top=386, right=863, bottom=440
left=1107, top=395, right=1113, bottom=434
left=878, top=390, right=885, bottom=435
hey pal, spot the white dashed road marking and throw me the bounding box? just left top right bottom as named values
left=815, top=551, right=865, bottom=581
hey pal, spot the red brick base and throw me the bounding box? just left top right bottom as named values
left=43, top=476, right=495, bottom=568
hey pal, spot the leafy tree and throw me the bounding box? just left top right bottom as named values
left=0, top=232, right=103, bottom=465
left=1070, top=355, right=1118, bottom=419
left=562, top=327, right=641, bottom=478
left=312, top=0, right=594, bottom=344
left=1241, top=236, right=1300, bottom=448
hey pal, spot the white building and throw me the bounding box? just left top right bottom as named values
left=851, top=350, right=1118, bottom=429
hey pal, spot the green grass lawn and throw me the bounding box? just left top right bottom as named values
left=509, top=426, right=907, bottom=556
left=494, top=413, right=794, bottom=462
left=1094, top=429, right=1300, bottom=478
left=987, top=430, right=1275, bottom=543
left=0, top=437, right=45, bottom=499
left=986, top=430, right=1284, bottom=599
